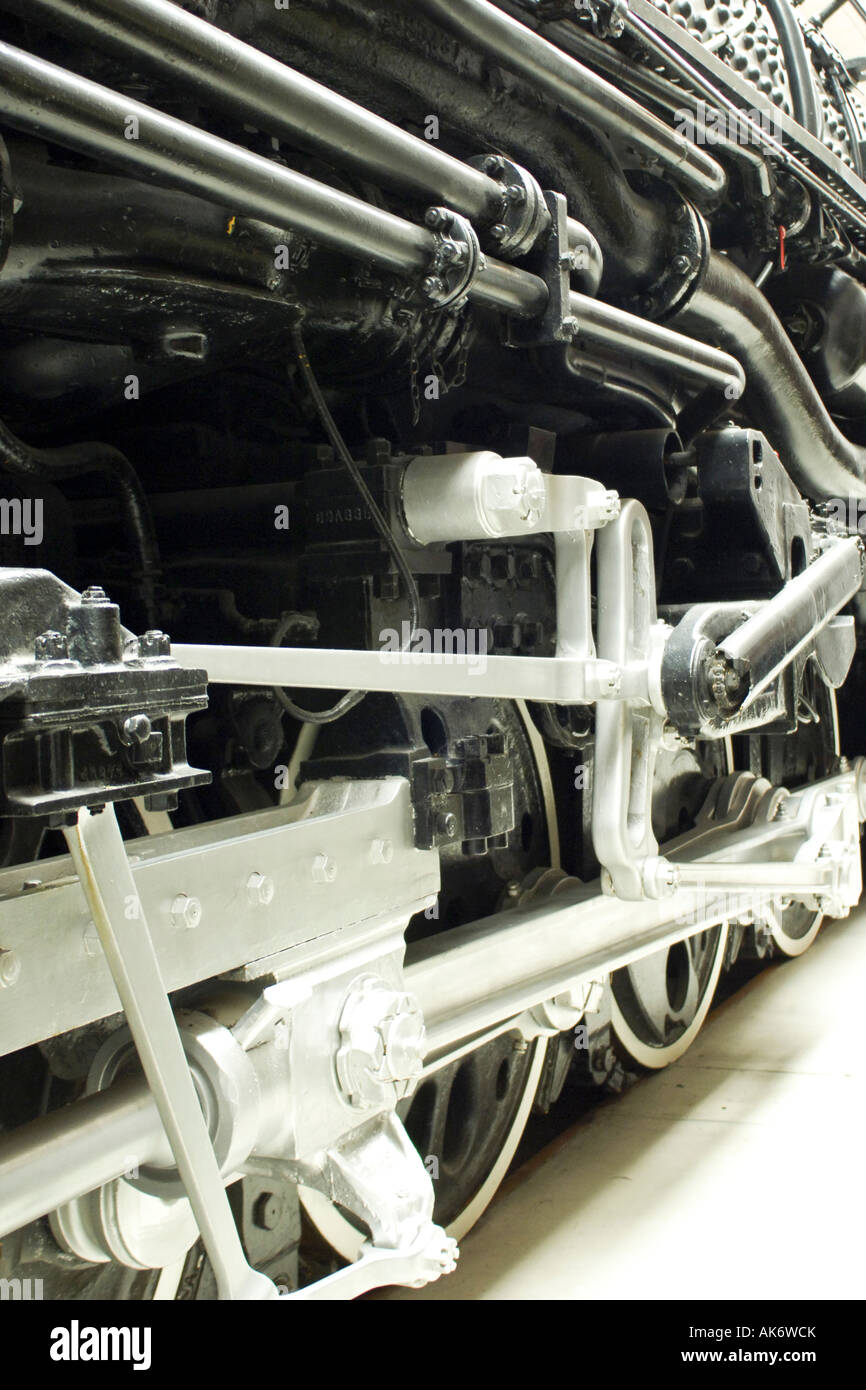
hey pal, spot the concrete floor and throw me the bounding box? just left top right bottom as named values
left=382, top=911, right=866, bottom=1300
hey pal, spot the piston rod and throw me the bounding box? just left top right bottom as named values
left=720, top=536, right=864, bottom=703
left=0, top=766, right=860, bottom=1241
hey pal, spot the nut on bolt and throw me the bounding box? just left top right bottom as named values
left=139, top=629, right=171, bottom=658
left=34, top=630, right=68, bottom=661
left=170, top=893, right=202, bottom=929
left=122, top=713, right=152, bottom=745
left=435, top=812, right=458, bottom=840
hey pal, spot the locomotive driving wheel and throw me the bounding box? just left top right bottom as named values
left=301, top=699, right=555, bottom=1253
left=609, top=738, right=733, bottom=1070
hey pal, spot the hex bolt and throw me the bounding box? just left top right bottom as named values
left=422, top=275, right=445, bottom=298
left=435, top=812, right=458, bottom=840
left=122, top=713, right=152, bottom=745
left=34, top=630, right=68, bottom=661
left=489, top=222, right=509, bottom=241
left=80, top=585, right=108, bottom=603
left=482, top=154, right=506, bottom=176
left=370, top=839, right=394, bottom=866
left=246, top=871, right=275, bottom=907
left=170, top=893, right=202, bottom=929
left=253, top=1191, right=283, bottom=1231
left=311, top=853, right=337, bottom=883
left=425, top=206, right=449, bottom=229
left=672, top=254, right=691, bottom=274
left=505, top=183, right=526, bottom=205
left=139, top=629, right=171, bottom=658
left=0, top=949, right=21, bottom=987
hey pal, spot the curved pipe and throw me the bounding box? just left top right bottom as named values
left=568, top=221, right=604, bottom=297
left=250, top=2, right=671, bottom=297
left=417, top=0, right=726, bottom=203
left=0, top=418, right=161, bottom=624
left=762, top=0, right=821, bottom=138
left=676, top=253, right=866, bottom=500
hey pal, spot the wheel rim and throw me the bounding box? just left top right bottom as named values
left=610, top=739, right=732, bottom=1069
left=610, top=925, right=729, bottom=1069
left=758, top=669, right=838, bottom=958
left=301, top=699, right=554, bottom=1252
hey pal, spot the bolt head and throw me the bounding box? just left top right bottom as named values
left=253, top=1191, right=283, bottom=1231
left=34, top=630, right=68, bottom=661
left=0, top=949, right=21, bottom=987
left=80, top=586, right=108, bottom=604
left=312, top=853, right=336, bottom=883
left=436, top=812, right=458, bottom=840
left=170, top=893, right=202, bottom=929
left=489, top=223, right=508, bottom=241
left=422, top=274, right=445, bottom=297
left=482, top=155, right=506, bottom=176
left=246, top=871, right=275, bottom=906
left=370, top=838, right=394, bottom=866
left=139, top=629, right=171, bottom=658
left=425, top=206, right=449, bottom=229
left=122, top=713, right=153, bottom=744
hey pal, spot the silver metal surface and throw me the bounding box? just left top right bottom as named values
left=721, top=536, right=865, bottom=702
left=593, top=500, right=668, bottom=899
left=64, top=806, right=276, bottom=1300
left=1, top=764, right=860, bottom=1254
left=0, top=777, right=439, bottom=1057
left=407, top=766, right=865, bottom=1056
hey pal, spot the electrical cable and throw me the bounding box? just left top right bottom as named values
left=270, top=325, right=422, bottom=724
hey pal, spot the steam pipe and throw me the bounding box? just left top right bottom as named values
left=677, top=253, right=866, bottom=500
left=416, top=0, right=727, bottom=203
left=0, top=40, right=741, bottom=393
left=2, top=0, right=503, bottom=225
left=0, top=39, right=543, bottom=318
left=1, top=0, right=608, bottom=277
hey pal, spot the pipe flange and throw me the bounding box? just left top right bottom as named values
left=466, top=155, right=550, bottom=259
left=422, top=207, right=484, bottom=310
left=626, top=176, right=710, bottom=321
